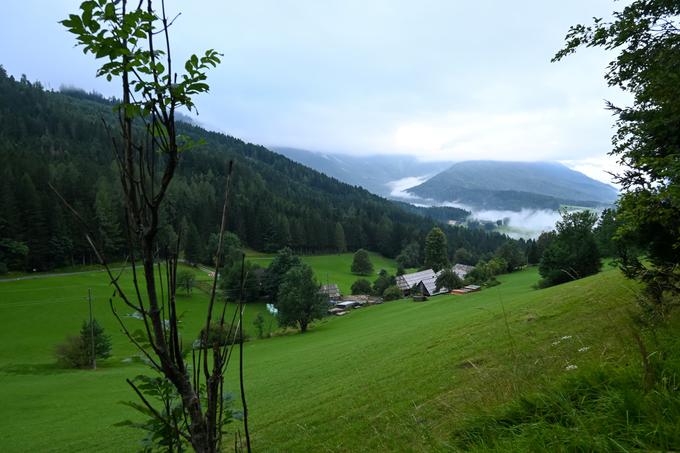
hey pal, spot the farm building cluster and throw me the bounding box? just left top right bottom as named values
left=322, top=263, right=480, bottom=316
left=320, top=284, right=373, bottom=316
left=396, top=264, right=476, bottom=297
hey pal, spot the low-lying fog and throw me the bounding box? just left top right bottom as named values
left=387, top=175, right=432, bottom=199
left=386, top=177, right=566, bottom=239
left=467, top=208, right=562, bottom=239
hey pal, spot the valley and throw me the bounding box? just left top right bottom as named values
left=2, top=0, right=679, bottom=450
left=274, top=150, right=618, bottom=238
left=0, top=258, right=640, bottom=452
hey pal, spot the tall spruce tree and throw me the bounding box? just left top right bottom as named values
left=16, top=174, right=49, bottom=270
left=334, top=222, right=347, bottom=253
left=424, top=227, right=449, bottom=272
left=94, top=178, right=123, bottom=257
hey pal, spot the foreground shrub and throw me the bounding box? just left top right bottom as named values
left=55, top=335, right=89, bottom=368
left=116, top=373, right=242, bottom=452
left=253, top=312, right=268, bottom=339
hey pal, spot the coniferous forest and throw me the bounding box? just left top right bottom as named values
left=0, top=67, right=513, bottom=272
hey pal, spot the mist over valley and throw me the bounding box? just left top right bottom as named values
left=276, top=148, right=615, bottom=238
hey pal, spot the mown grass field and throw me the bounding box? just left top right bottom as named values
left=0, top=257, right=641, bottom=452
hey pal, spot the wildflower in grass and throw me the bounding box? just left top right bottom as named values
left=552, top=340, right=561, bottom=346
left=565, top=364, right=578, bottom=371
left=560, top=335, right=572, bottom=340
left=578, top=346, right=590, bottom=352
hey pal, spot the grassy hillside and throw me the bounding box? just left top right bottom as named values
left=246, top=251, right=401, bottom=294
left=0, top=263, right=643, bottom=452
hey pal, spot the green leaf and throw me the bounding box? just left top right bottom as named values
left=103, top=2, right=115, bottom=20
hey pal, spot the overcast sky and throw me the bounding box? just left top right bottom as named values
left=1, top=1, right=627, bottom=184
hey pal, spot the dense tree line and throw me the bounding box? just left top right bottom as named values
left=0, top=68, right=520, bottom=272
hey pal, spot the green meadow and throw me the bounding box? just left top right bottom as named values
left=0, top=255, right=645, bottom=452
left=246, top=251, right=402, bottom=294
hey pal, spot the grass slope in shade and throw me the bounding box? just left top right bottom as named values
left=0, top=263, right=644, bottom=452
left=239, top=267, right=641, bottom=451
left=452, top=317, right=680, bottom=452
left=246, top=251, right=401, bottom=294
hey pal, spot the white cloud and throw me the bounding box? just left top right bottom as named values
left=560, top=155, right=623, bottom=187
left=384, top=104, right=613, bottom=162
left=1, top=0, right=629, bottom=168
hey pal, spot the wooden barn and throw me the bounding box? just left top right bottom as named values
left=396, top=269, right=448, bottom=297
left=413, top=277, right=448, bottom=297
left=396, top=264, right=477, bottom=298
left=396, top=269, right=436, bottom=295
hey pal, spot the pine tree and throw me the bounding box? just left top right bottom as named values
left=94, top=178, right=123, bottom=257
left=334, top=222, right=347, bottom=253
left=16, top=174, right=49, bottom=270
left=262, top=247, right=302, bottom=303
left=183, top=222, right=203, bottom=264
left=424, top=227, right=449, bottom=272
left=79, top=318, right=112, bottom=365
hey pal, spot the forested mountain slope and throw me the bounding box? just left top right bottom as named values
left=409, top=160, right=618, bottom=210
left=0, top=69, right=510, bottom=271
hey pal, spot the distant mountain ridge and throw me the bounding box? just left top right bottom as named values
left=408, top=160, right=618, bottom=211
left=272, top=147, right=448, bottom=197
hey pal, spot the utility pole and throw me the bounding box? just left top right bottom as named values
left=88, top=288, right=96, bottom=370
left=326, top=273, right=330, bottom=304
